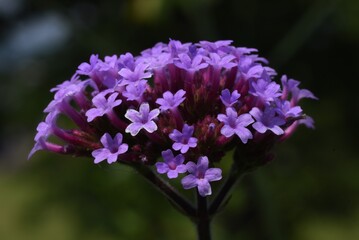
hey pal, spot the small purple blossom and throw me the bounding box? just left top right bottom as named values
left=250, top=78, right=282, bottom=103
left=118, top=63, right=152, bottom=85
left=181, top=156, right=222, bottom=197
left=169, top=124, right=198, bottom=153
left=250, top=107, right=285, bottom=135
left=77, top=54, right=99, bottom=76
left=217, top=107, right=254, bottom=143
left=125, top=103, right=160, bottom=136
left=86, top=92, right=122, bottom=122
left=122, top=80, right=148, bottom=102
left=34, top=111, right=58, bottom=141
left=92, top=133, right=128, bottom=164
left=275, top=99, right=303, bottom=119
left=220, top=89, right=241, bottom=107
left=155, top=149, right=187, bottom=179
left=281, top=75, right=317, bottom=103
left=174, top=54, right=208, bottom=72
left=205, top=53, right=237, bottom=69
left=156, top=90, right=186, bottom=111
left=198, top=40, right=233, bottom=53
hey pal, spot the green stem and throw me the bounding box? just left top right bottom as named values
left=209, top=162, right=245, bottom=216
left=196, top=192, right=211, bottom=240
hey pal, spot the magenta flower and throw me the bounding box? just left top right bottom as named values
left=92, top=133, right=128, bottom=164
left=181, top=156, right=222, bottom=197
left=155, top=149, right=187, bottom=179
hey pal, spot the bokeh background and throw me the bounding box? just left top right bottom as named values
left=1, top=0, right=358, bottom=239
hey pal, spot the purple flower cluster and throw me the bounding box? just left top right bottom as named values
left=30, top=39, right=316, bottom=197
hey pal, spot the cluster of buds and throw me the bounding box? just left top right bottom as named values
left=30, top=40, right=316, bottom=197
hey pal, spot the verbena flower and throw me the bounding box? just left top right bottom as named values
left=181, top=156, right=222, bottom=197
left=220, top=89, right=241, bottom=107
left=169, top=124, right=198, bottom=153
left=155, top=149, right=187, bottom=179
left=30, top=39, right=316, bottom=197
left=92, top=133, right=128, bottom=164
left=125, top=103, right=160, bottom=136
left=86, top=92, right=122, bottom=122
left=217, top=108, right=254, bottom=143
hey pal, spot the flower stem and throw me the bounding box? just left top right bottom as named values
left=209, top=162, right=245, bottom=216
left=196, top=192, right=211, bottom=240
left=130, top=163, right=196, bottom=218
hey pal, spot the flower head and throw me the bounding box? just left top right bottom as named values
left=30, top=39, right=316, bottom=197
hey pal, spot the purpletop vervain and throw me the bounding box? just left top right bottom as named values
left=181, top=156, right=222, bottom=197
left=30, top=39, right=316, bottom=197
left=155, top=149, right=187, bottom=179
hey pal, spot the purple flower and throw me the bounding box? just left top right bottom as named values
left=122, top=80, right=148, bottom=102
left=217, top=107, right=254, bottom=143
left=250, top=107, right=285, bottom=135
left=181, top=156, right=222, bottom=197
left=156, top=90, right=186, bottom=111
left=86, top=92, right=122, bottom=122
left=125, top=103, right=160, bottom=136
left=34, top=111, right=58, bottom=141
left=118, top=63, right=152, bottom=85
left=77, top=54, right=99, bottom=76
left=174, top=54, right=208, bottom=72
left=204, top=53, right=237, bottom=69
left=169, top=39, right=191, bottom=57
left=250, top=78, right=282, bottom=103
left=275, top=99, right=303, bottom=119
left=44, top=74, right=90, bottom=113
left=169, top=124, right=198, bottom=153
left=220, top=89, right=241, bottom=107
left=198, top=40, right=233, bottom=53
left=281, top=75, right=317, bottom=103
left=155, top=149, right=187, bottom=179
left=92, top=133, right=128, bottom=164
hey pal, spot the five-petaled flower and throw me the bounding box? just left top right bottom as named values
left=250, top=107, right=286, bottom=135
left=217, top=107, right=254, bottom=143
left=92, top=133, right=128, bottom=164
left=86, top=92, right=122, bottom=122
left=169, top=124, right=198, bottom=153
left=155, top=149, right=187, bottom=179
left=181, top=156, right=222, bottom=197
left=125, top=103, right=160, bottom=136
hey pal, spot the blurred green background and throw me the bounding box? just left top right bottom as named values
left=0, top=0, right=358, bottom=239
